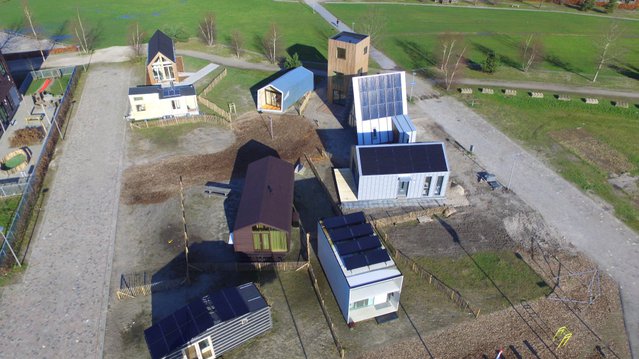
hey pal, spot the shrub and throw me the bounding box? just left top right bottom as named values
left=482, top=51, right=500, bottom=74
left=10, top=127, right=46, bottom=147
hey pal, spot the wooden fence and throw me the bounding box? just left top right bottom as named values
left=375, top=225, right=481, bottom=318
left=307, top=263, right=346, bottom=358
left=197, top=96, right=232, bottom=122
left=369, top=207, right=446, bottom=227
left=129, top=114, right=229, bottom=129
left=200, top=67, right=227, bottom=96
left=304, top=153, right=342, bottom=216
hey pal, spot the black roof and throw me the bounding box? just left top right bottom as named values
left=322, top=212, right=391, bottom=271
left=144, top=283, right=267, bottom=359
left=147, top=30, right=175, bottom=64
left=128, top=84, right=196, bottom=98
left=357, top=143, right=449, bottom=176
left=331, top=31, right=369, bottom=44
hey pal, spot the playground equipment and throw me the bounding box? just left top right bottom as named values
left=553, top=326, right=573, bottom=350
left=0, top=148, right=31, bottom=176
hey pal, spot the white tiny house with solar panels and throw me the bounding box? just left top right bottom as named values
left=351, top=142, right=450, bottom=201
left=350, top=72, right=416, bottom=145
left=127, top=84, right=199, bottom=121
left=317, top=212, right=403, bottom=325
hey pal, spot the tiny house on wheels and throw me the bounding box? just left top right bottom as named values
left=256, top=67, right=313, bottom=114
left=144, top=282, right=272, bottom=359
left=232, top=156, right=295, bottom=261
left=127, top=84, right=199, bottom=121
left=317, top=212, right=403, bottom=325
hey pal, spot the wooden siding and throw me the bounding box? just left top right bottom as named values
left=233, top=223, right=290, bottom=260
left=327, top=35, right=370, bottom=104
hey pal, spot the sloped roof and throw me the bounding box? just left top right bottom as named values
left=147, top=30, right=175, bottom=65
left=356, top=142, right=449, bottom=176
left=234, top=156, right=294, bottom=233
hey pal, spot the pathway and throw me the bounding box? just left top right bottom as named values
left=176, top=49, right=279, bottom=72
left=0, top=65, right=130, bottom=358
left=180, top=63, right=219, bottom=86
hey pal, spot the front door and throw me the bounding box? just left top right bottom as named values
left=397, top=179, right=410, bottom=197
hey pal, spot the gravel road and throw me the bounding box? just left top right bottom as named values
left=0, top=64, right=131, bottom=358
left=412, top=94, right=639, bottom=357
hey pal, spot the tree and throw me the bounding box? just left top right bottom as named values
left=229, top=30, right=244, bottom=58
left=284, top=53, right=302, bottom=69
left=357, top=7, right=387, bottom=45
left=438, top=33, right=463, bottom=72
left=72, top=8, right=92, bottom=54
left=580, top=0, right=595, bottom=11
left=605, top=0, right=618, bottom=13
left=438, top=36, right=467, bottom=91
left=128, top=22, right=145, bottom=58
left=520, top=34, right=544, bottom=72
left=198, top=12, right=217, bottom=47
left=262, top=23, right=281, bottom=64
left=22, top=1, right=45, bottom=62
left=593, top=21, right=623, bottom=83
left=482, top=51, right=500, bottom=73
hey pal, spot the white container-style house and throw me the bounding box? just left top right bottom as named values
left=127, top=84, right=199, bottom=121
left=317, top=212, right=403, bottom=325
left=256, top=66, right=314, bottom=114
left=347, top=142, right=450, bottom=201
left=350, top=72, right=416, bottom=145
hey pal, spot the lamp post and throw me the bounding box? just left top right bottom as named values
left=268, top=116, right=274, bottom=139
left=352, top=22, right=355, bottom=31
left=410, top=71, right=416, bottom=102
left=506, top=153, right=522, bottom=190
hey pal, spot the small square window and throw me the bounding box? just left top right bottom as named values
left=133, top=96, right=143, bottom=101
left=136, top=104, right=146, bottom=112
left=337, top=47, right=346, bottom=59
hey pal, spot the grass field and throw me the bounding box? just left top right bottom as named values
left=202, top=67, right=279, bottom=115
left=135, top=122, right=219, bottom=149
left=460, top=90, right=639, bottom=231
left=416, top=251, right=552, bottom=313
left=327, top=4, right=639, bottom=88
left=0, top=0, right=335, bottom=62
left=0, top=196, right=21, bottom=234
left=25, top=75, right=70, bottom=96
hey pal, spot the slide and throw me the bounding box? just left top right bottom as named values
left=37, top=78, right=52, bottom=93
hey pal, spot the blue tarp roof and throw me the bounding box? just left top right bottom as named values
left=262, top=67, right=314, bottom=112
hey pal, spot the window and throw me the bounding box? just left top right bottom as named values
left=337, top=47, right=346, bottom=59
left=422, top=177, right=432, bottom=196
left=363, top=46, right=368, bottom=55
left=172, top=99, right=181, bottom=110
left=357, top=67, right=363, bottom=75
left=434, top=176, right=445, bottom=196
left=372, top=129, right=378, bottom=140
left=184, top=337, right=214, bottom=359
left=350, top=298, right=371, bottom=310
left=270, top=231, right=287, bottom=252
left=0, top=63, right=6, bottom=76
left=136, top=104, right=146, bottom=112
left=133, top=96, right=143, bottom=101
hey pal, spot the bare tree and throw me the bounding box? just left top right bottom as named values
left=262, top=23, right=281, bottom=64
left=357, top=7, right=387, bottom=45
left=520, top=34, right=544, bottom=72
left=438, top=36, right=467, bottom=91
left=22, top=1, right=45, bottom=62
left=198, top=12, right=217, bottom=47
left=229, top=30, right=244, bottom=58
left=128, top=22, right=145, bottom=58
left=73, top=8, right=91, bottom=54
left=438, top=34, right=463, bottom=72
left=593, top=21, right=623, bottom=83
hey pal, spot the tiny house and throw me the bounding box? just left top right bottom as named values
left=350, top=142, right=450, bottom=201
left=350, top=72, right=416, bottom=145
left=127, top=84, right=199, bottom=121
left=317, top=212, right=403, bottom=324
left=146, top=30, right=184, bottom=85
left=256, top=67, right=313, bottom=114
left=232, top=156, right=295, bottom=261
left=327, top=31, right=370, bottom=105
left=144, top=283, right=272, bottom=359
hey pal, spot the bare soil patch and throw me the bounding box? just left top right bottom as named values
left=9, top=126, right=45, bottom=147
left=549, top=128, right=633, bottom=174
left=121, top=113, right=324, bottom=204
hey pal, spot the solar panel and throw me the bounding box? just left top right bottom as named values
left=334, top=240, right=360, bottom=256
left=365, top=248, right=391, bottom=266
left=323, top=212, right=366, bottom=230
left=328, top=227, right=354, bottom=242
left=343, top=254, right=368, bottom=270
left=358, top=143, right=448, bottom=176
left=357, top=73, right=405, bottom=121
left=349, top=223, right=374, bottom=238
left=356, top=235, right=381, bottom=252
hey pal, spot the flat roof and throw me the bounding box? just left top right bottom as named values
left=357, top=142, right=449, bottom=176
left=128, top=84, right=196, bottom=98
left=144, top=283, right=267, bottom=359
left=331, top=31, right=369, bottom=44
left=320, top=212, right=401, bottom=288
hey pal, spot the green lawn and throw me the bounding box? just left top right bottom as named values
left=0, top=0, right=335, bottom=62
left=25, top=75, right=71, bottom=96
left=202, top=67, right=279, bottom=115
left=135, top=122, right=218, bottom=149
left=3, top=154, right=27, bottom=169
left=0, top=196, right=21, bottom=234
left=327, top=4, right=639, bottom=89
left=416, top=251, right=552, bottom=313
left=461, top=90, right=639, bottom=230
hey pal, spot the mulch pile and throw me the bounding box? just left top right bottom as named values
left=121, top=114, right=325, bottom=205
left=10, top=126, right=46, bottom=147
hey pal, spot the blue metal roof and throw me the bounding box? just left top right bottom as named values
left=263, top=67, right=314, bottom=112
left=391, top=114, right=416, bottom=134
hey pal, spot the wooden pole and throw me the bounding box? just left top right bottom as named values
left=179, top=176, right=190, bottom=284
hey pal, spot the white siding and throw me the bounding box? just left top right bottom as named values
left=356, top=117, right=393, bottom=145
left=128, top=94, right=199, bottom=121
left=357, top=171, right=450, bottom=200
left=317, top=222, right=351, bottom=322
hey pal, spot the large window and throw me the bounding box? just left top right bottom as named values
left=350, top=298, right=371, bottom=310
left=434, top=176, right=444, bottom=196
left=184, top=337, right=214, bottom=359
left=172, top=99, right=181, bottom=110
left=252, top=225, right=287, bottom=252
left=422, top=177, right=432, bottom=196
left=337, top=47, right=346, bottom=59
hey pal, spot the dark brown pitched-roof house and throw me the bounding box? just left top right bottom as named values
left=233, top=156, right=294, bottom=261
left=0, top=49, right=20, bottom=127
left=146, top=30, right=184, bottom=85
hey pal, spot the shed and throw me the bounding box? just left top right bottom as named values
left=350, top=72, right=417, bottom=145
left=127, top=84, right=199, bottom=121
left=256, top=67, right=313, bottom=113
left=350, top=142, right=450, bottom=201
left=144, top=282, right=272, bottom=359
left=317, top=212, right=403, bottom=324
left=146, top=30, right=184, bottom=85
left=233, top=156, right=295, bottom=261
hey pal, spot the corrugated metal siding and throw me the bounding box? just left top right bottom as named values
left=317, top=222, right=351, bottom=323
left=263, top=67, right=314, bottom=113
left=357, top=171, right=449, bottom=200
left=356, top=117, right=393, bottom=145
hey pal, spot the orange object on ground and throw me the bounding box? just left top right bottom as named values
left=37, top=78, right=52, bottom=93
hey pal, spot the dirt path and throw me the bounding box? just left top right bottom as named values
left=411, top=93, right=639, bottom=357
left=0, top=64, right=131, bottom=357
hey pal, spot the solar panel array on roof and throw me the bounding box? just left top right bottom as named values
left=144, top=283, right=267, bottom=359
left=357, top=73, right=404, bottom=121
left=358, top=143, right=448, bottom=176
left=322, top=212, right=393, bottom=271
